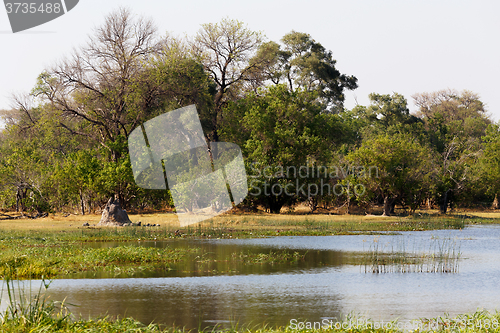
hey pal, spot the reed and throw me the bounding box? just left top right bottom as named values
left=363, top=237, right=461, bottom=274
left=0, top=274, right=182, bottom=332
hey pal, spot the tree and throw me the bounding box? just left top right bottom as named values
left=0, top=96, right=86, bottom=215
left=192, top=18, right=264, bottom=147
left=413, top=89, right=490, bottom=153
left=226, top=84, right=344, bottom=213
left=347, top=92, right=424, bottom=143
left=136, top=43, right=215, bottom=124
left=0, top=145, right=48, bottom=215
left=413, top=89, right=488, bottom=124
left=252, top=31, right=358, bottom=112
left=367, top=93, right=422, bottom=134
left=413, top=89, right=490, bottom=212
left=478, top=123, right=500, bottom=209
left=30, top=9, right=216, bottom=209
left=347, top=134, right=433, bottom=216
left=51, top=149, right=100, bottom=215
left=33, top=8, right=163, bottom=161
left=433, top=136, right=482, bottom=213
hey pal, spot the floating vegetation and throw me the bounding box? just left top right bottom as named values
left=362, top=236, right=461, bottom=273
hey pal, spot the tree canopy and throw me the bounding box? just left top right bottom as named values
left=0, top=9, right=498, bottom=218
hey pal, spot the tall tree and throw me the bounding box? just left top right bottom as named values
left=347, top=134, right=433, bottom=216
left=33, top=8, right=163, bottom=161
left=192, top=18, right=264, bottom=146
left=366, top=93, right=422, bottom=135
left=413, top=89, right=490, bottom=152
left=252, top=31, right=358, bottom=112
left=226, top=84, right=345, bottom=213
left=0, top=99, right=77, bottom=215
left=478, top=123, right=500, bottom=209
left=30, top=9, right=216, bottom=209
left=413, top=89, right=490, bottom=212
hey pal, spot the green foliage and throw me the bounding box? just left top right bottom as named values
left=414, top=89, right=490, bottom=153
left=478, top=123, right=500, bottom=202
left=347, top=133, right=434, bottom=214
left=0, top=11, right=496, bottom=215
left=0, top=103, right=76, bottom=213
left=351, top=93, right=425, bottom=143
left=252, top=31, right=358, bottom=111
left=225, top=84, right=345, bottom=212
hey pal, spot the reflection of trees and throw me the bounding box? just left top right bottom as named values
left=47, top=246, right=348, bottom=329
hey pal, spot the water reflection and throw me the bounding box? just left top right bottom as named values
left=45, top=274, right=346, bottom=330
left=5, top=225, right=500, bottom=329
left=65, top=241, right=355, bottom=279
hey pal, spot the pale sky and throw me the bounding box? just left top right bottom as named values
left=1, top=0, right=499, bottom=120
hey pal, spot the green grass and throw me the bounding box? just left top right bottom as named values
left=0, top=213, right=487, bottom=279
left=0, top=244, right=198, bottom=278
left=0, top=230, right=309, bottom=278
left=1, top=211, right=489, bottom=240
left=0, top=213, right=497, bottom=331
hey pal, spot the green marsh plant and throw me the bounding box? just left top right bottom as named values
left=363, top=236, right=461, bottom=274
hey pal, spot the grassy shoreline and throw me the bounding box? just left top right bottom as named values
left=2, top=210, right=496, bottom=236
left=1, top=276, right=500, bottom=332
left=0, top=211, right=493, bottom=278
left=0, top=235, right=307, bottom=279
left=2, top=300, right=500, bottom=333
left=1, top=212, right=499, bottom=331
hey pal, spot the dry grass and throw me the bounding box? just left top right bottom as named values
left=1, top=208, right=498, bottom=232
left=0, top=206, right=399, bottom=232
left=456, top=211, right=500, bottom=218
left=0, top=213, right=179, bottom=231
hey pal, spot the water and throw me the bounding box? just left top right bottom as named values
left=4, top=225, right=500, bottom=329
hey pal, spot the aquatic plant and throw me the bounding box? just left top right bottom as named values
left=363, top=236, right=461, bottom=274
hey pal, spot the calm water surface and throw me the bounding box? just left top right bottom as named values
left=5, top=225, right=500, bottom=329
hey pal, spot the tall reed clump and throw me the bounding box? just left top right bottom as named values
left=363, top=236, right=461, bottom=274
left=0, top=263, right=175, bottom=332
left=0, top=265, right=71, bottom=331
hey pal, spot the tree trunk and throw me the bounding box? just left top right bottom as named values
left=390, top=201, right=396, bottom=215
left=345, top=195, right=350, bottom=215
left=79, top=191, right=85, bottom=215
left=440, top=189, right=451, bottom=214
left=426, top=197, right=433, bottom=210
left=322, top=200, right=328, bottom=210
left=492, top=194, right=499, bottom=210
left=16, top=191, right=20, bottom=213
left=118, top=193, right=126, bottom=210
left=382, top=196, right=393, bottom=216
left=268, top=200, right=284, bottom=214
left=307, top=197, right=318, bottom=213
left=16, top=186, right=28, bottom=213
left=209, top=130, right=220, bottom=160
